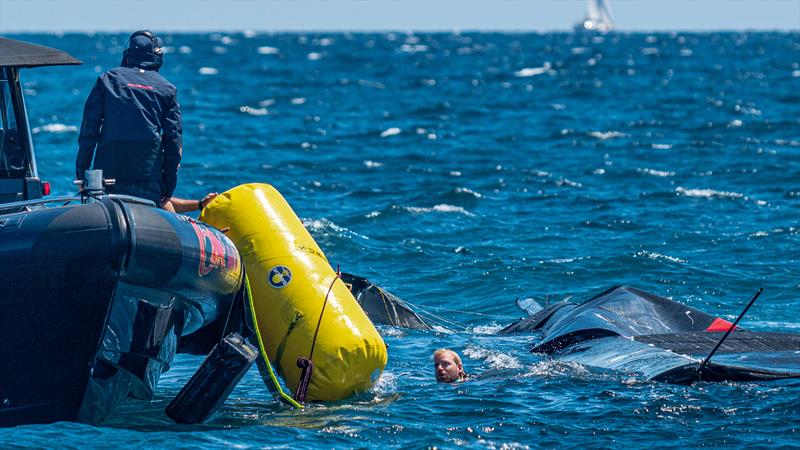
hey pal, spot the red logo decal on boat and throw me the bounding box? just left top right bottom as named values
left=191, top=222, right=239, bottom=276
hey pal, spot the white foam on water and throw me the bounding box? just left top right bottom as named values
left=307, top=52, right=323, bottom=60
left=635, top=250, right=686, bottom=264
left=735, top=105, right=761, bottom=116
left=432, top=204, right=473, bottom=215
left=463, top=345, right=522, bottom=370
left=476, top=437, right=531, bottom=450
left=303, top=219, right=337, bottom=231
left=178, top=46, right=191, bottom=54
left=257, top=46, right=280, bottom=55
left=198, top=67, right=218, bottom=75
left=258, top=99, right=275, bottom=107
left=652, top=143, right=672, bottom=149
left=363, top=160, right=383, bottom=168
left=471, top=324, right=504, bottom=335
left=727, top=119, right=744, bottom=127
left=380, top=127, right=401, bottom=138
left=404, top=204, right=475, bottom=216
left=302, top=217, right=371, bottom=240
left=239, top=106, right=268, bottom=116
left=380, top=327, right=405, bottom=339
left=32, top=123, right=78, bottom=134
left=748, top=321, right=800, bottom=330
left=371, top=371, right=398, bottom=395
left=454, top=187, right=482, bottom=198
left=513, top=62, right=551, bottom=78
left=680, top=48, right=693, bottom=57
left=523, top=359, right=588, bottom=378
left=641, top=47, right=659, bottom=55
left=556, top=178, right=582, bottom=188
left=676, top=187, right=744, bottom=199
left=290, top=97, right=306, bottom=105
left=365, top=211, right=381, bottom=218
left=321, top=425, right=360, bottom=438
left=431, top=325, right=454, bottom=334
left=638, top=168, right=675, bottom=177
left=792, top=70, right=800, bottom=77
left=589, top=130, right=624, bottom=140
left=400, top=44, right=428, bottom=53
left=449, top=171, right=462, bottom=177
left=545, top=257, right=579, bottom=264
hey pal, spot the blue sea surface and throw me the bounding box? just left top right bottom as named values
left=3, top=31, right=800, bottom=448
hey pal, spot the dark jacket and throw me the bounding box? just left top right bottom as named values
left=76, top=65, right=181, bottom=203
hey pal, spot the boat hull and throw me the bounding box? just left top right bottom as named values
left=0, top=199, right=242, bottom=426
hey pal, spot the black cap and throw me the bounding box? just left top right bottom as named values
left=121, top=30, right=164, bottom=70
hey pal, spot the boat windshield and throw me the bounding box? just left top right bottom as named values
left=0, top=75, right=25, bottom=179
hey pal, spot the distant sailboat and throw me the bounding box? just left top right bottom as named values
left=575, top=0, right=615, bottom=32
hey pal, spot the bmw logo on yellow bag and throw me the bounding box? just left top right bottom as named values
left=268, top=265, right=292, bottom=288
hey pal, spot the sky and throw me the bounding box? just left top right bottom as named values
left=1, top=0, right=799, bottom=32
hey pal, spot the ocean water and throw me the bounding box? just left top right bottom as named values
left=3, top=31, right=800, bottom=448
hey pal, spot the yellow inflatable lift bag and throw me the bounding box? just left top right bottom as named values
left=199, top=184, right=387, bottom=402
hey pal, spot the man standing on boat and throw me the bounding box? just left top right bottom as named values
left=76, top=30, right=181, bottom=207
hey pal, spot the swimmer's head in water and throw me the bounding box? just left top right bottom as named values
left=433, top=348, right=466, bottom=383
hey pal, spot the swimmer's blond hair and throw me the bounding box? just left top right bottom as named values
left=433, top=348, right=462, bottom=367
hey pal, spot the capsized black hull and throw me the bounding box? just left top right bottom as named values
left=501, top=286, right=800, bottom=383
left=341, top=272, right=434, bottom=330
left=0, top=198, right=242, bottom=427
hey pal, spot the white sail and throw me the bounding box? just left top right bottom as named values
left=578, top=0, right=615, bottom=32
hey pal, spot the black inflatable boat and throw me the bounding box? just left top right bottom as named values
left=0, top=38, right=243, bottom=427
left=0, top=198, right=242, bottom=426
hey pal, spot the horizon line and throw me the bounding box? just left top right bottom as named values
left=3, top=27, right=798, bottom=34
